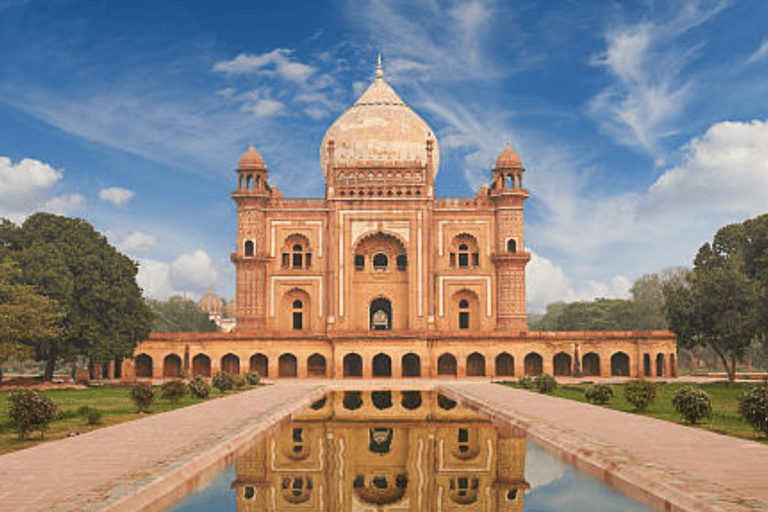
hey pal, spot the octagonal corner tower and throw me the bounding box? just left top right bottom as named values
left=320, top=59, right=439, bottom=197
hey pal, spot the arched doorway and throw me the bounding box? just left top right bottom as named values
left=307, top=354, right=326, bottom=378
left=136, top=354, right=152, bottom=378
left=656, top=353, right=666, bottom=377
left=611, top=352, right=630, bottom=376
left=192, top=354, right=211, bottom=377
left=466, top=353, right=486, bottom=376
left=437, top=353, right=457, bottom=376
left=582, top=353, right=600, bottom=376
left=553, top=352, right=572, bottom=376
left=279, top=353, right=297, bottom=378
left=221, top=353, right=240, bottom=375
left=250, top=353, right=268, bottom=377
left=402, top=353, right=421, bottom=377
left=344, top=353, right=363, bottom=377
left=373, top=353, right=392, bottom=377
left=643, top=353, right=652, bottom=377
left=670, top=353, right=677, bottom=377
left=163, top=354, right=182, bottom=378
left=370, top=297, right=392, bottom=330
left=495, top=353, right=514, bottom=377
left=524, top=353, right=543, bottom=376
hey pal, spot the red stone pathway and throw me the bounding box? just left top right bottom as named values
left=441, top=382, right=768, bottom=511
left=0, top=383, right=325, bottom=512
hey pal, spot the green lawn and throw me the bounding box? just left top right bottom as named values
left=500, top=380, right=767, bottom=444
left=0, top=384, right=254, bottom=455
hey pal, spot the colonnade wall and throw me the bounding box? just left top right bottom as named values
left=126, top=330, right=677, bottom=381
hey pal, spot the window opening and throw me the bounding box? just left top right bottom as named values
left=355, top=254, right=365, bottom=271
left=244, top=240, right=254, bottom=257
left=292, top=244, right=303, bottom=269
left=373, top=253, right=388, bottom=270
left=396, top=254, right=407, bottom=271
left=282, top=253, right=289, bottom=268
left=507, top=239, right=517, bottom=253
left=458, top=244, right=469, bottom=267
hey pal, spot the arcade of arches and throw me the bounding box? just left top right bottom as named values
left=127, top=58, right=676, bottom=382
left=130, top=331, right=676, bottom=380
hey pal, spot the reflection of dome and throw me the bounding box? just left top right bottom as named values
left=320, top=56, right=439, bottom=178
left=238, top=143, right=265, bottom=169
left=495, top=143, right=522, bottom=169
left=199, top=288, right=223, bottom=316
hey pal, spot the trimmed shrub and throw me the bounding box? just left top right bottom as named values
left=244, top=371, right=260, bottom=386
left=85, top=408, right=103, bottom=425
left=585, top=384, right=614, bottom=405
left=7, top=389, right=58, bottom=440
left=533, top=374, right=557, bottom=394
left=188, top=376, right=211, bottom=399
left=519, top=375, right=533, bottom=389
left=161, top=380, right=188, bottom=406
left=212, top=371, right=235, bottom=394
left=130, top=382, right=156, bottom=412
left=738, top=383, right=768, bottom=437
left=624, top=379, right=657, bottom=412
left=233, top=374, right=247, bottom=389
left=671, top=386, right=712, bottom=425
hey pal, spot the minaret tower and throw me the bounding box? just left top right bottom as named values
left=231, top=144, right=271, bottom=331
left=490, top=144, right=531, bottom=331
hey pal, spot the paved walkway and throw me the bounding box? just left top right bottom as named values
left=1, top=380, right=767, bottom=512
left=441, top=382, right=768, bottom=512
left=0, top=383, right=326, bottom=512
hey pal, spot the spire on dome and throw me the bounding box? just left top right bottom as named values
left=376, top=53, right=383, bottom=79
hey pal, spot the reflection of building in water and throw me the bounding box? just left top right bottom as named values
left=230, top=391, right=529, bottom=511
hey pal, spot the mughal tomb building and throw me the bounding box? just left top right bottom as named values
left=129, top=59, right=676, bottom=381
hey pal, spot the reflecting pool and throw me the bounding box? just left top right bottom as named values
left=165, top=390, right=653, bottom=511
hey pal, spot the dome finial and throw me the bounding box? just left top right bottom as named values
left=376, top=52, right=383, bottom=79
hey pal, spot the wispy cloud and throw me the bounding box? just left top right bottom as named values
left=588, top=0, right=730, bottom=154
left=213, top=49, right=317, bottom=83
left=746, top=38, right=768, bottom=65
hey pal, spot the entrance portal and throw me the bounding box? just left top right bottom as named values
left=372, top=353, right=392, bottom=377
left=369, top=298, right=392, bottom=330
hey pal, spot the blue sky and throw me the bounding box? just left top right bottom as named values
left=1, top=0, right=767, bottom=311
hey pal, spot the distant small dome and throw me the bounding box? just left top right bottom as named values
left=238, top=144, right=265, bottom=169
left=199, top=288, right=223, bottom=316
left=495, top=143, right=522, bottom=169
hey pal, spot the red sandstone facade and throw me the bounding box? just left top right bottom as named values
left=129, top=59, right=676, bottom=381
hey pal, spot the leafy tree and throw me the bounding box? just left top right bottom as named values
left=148, top=295, right=219, bottom=332
left=0, top=261, right=63, bottom=378
left=530, top=298, right=639, bottom=331
left=4, top=213, right=153, bottom=380
left=664, top=218, right=765, bottom=385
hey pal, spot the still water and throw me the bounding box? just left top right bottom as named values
left=166, top=390, right=653, bottom=511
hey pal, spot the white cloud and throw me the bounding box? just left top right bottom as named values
left=99, top=186, right=135, bottom=206
left=0, top=156, right=62, bottom=208
left=121, top=231, right=157, bottom=253
left=647, top=119, right=768, bottom=215
left=41, top=194, right=85, bottom=215
left=240, top=98, right=285, bottom=118
left=0, top=156, right=84, bottom=220
left=526, top=251, right=631, bottom=312
left=137, top=249, right=221, bottom=300
left=213, top=48, right=317, bottom=83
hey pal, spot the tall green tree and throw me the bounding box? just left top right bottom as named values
left=663, top=218, right=766, bottom=385
left=9, top=213, right=153, bottom=380
left=149, top=295, right=220, bottom=332
left=0, top=261, right=62, bottom=374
